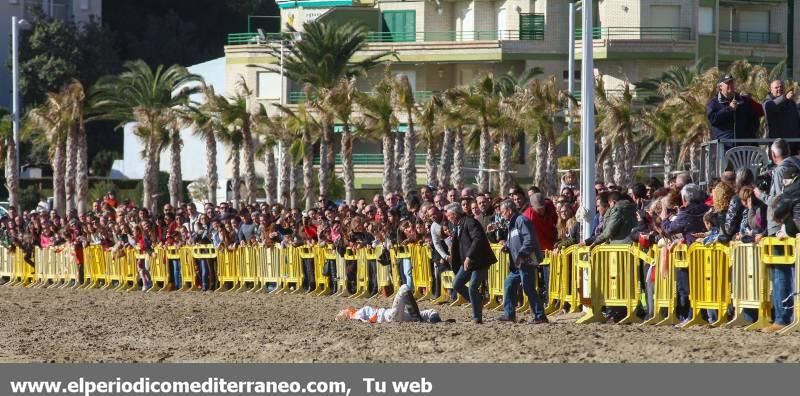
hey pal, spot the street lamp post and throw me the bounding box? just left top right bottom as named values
left=11, top=16, right=29, bottom=181
left=579, top=0, right=596, bottom=238
left=567, top=1, right=576, bottom=157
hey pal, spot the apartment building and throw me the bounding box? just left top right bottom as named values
left=224, top=0, right=799, bottom=188
left=0, top=0, right=102, bottom=109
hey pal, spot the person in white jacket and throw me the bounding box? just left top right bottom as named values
left=336, top=285, right=443, bottom=323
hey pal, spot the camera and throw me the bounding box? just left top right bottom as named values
left=756, top=172, right=772, bottom=192
left=489, top=220, right=509, bottom=233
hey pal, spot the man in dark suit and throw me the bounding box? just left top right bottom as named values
left=445, top=202, right=497, bottom=323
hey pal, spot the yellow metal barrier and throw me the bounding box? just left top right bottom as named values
left=191, top=244, right=217, bottom=291
left=8, top=247, right=34, bottom=287
left=724, top=242, right=770, bottom=330
left=546, top=245, right=579, bottom=315
left=516, top=252, right=552, bottom=315
left=680, top=243, right=731, bottom=328
left=333, top=247, right=355, bottom=297
left=641, top=244, right=680, bottom=326
left=411, top=244, right=434, bottom=301
left=484, top=244, right=508, bottom=311
left=0, top=246, right=12, bottom=280
left=32, top=246, right=54, bottom=287
left=434, top=270, right=456, bottom=304
left=54, top=246, right=78, bottom=288
left=310, top=245, right=332, bottom=296
left=259, top=246, right=283, bottom=294
left=215, top=247, right=239, bottom=292
left=276, top=246, right=304, bottom=294
left=350, top=247, right=377, bottom=299
left=236, top=246, right=260, bottom=292
left=388, top=245, right=412, bottom=298
left=174, top=246, right=195, bottom=291
left=81, top=246, right=107, bottom=289
left=758, top=237, right=800, bottom=335
left=577, top=244, right=642, bottom=324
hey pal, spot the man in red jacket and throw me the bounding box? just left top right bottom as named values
left=523, top=193, right=557, bottom=303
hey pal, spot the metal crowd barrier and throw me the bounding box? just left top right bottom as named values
left=3, top=240, right=800, bottom=334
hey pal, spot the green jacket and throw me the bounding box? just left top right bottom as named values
left=595, top=200, right=637, bottom=244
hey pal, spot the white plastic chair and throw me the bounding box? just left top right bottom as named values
left=724, top=146, right=769, bottom=176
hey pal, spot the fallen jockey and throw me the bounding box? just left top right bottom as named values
left=336, top=285, right=446, bottom=323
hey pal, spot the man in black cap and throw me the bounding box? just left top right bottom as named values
left=706, top=74, right=764, bottom=149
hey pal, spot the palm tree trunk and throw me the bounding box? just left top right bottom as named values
left=477, top=118, right=491, bottom=192
left=534, top=133, right=546, bottom=191
left=263, top=146, right=276, bottom=205
left=143, top=133, right=160, bottom=213
left=689, top=143, right=698, bottom=179
left=545, top=135, right=558, bottom=196
left=613, top=141, right=625, bottom=187
left=602, top=137, right=614, bottom=186
left=499, top=131, right=514, bottom=193
left=341, top=122, right=355, bottom=203
left=318, top=117, right=333, bottom=199
left=206, top=133, right=218, bottom=205
left=426, top=138, right=439, bottom=189
left=438, top=128, right=453, bottom=190
left=303, top=127, right=314, bottom=210
left=65, top=125, right=77, bottom=213
left=382, top=131, right=395, bottom=196
left=75, top=122, right=89, bottom=215
left=231, top=144, right=241, bottom=209
left=169, top=129, right=184, bottom=207
left=402, top=113, right=417, bottom=197
left=278, top=140, right=290, bottom=207
left=241, top=123, right=257, bottom=205
left=394, top=131, right=404, bottom=193
left=52, top=138, right=66, bottom=216
left=290, top=162, right=298, bottom=209
left=451, top=127, right=465, bottom=190
left=623, top=136, right=636, bottom=187
left=5, top=137, right=18, bottom=211
left=663, top=141, right=673, bottom=179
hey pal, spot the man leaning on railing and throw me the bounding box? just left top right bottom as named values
left=707, top=74, right=764, bottom=150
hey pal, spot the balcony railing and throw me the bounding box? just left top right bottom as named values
left=287, top=91, right=437, bottom=104
left=313, top=153, right=479, bottom=166
left=227, top=32, right=283, bottom=45
left=719, top=30, right=780, bottom=44
left=365, top=30, right=532, bottom=43
left=575, top=27, right=692, bottom=41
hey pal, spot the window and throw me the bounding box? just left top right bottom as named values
left=381, top=10, right=416, bottom=42
left=699, top=6, right=714, bottom=34
left=650, top=5, right=680, bottom=27
left=257, top=72, right=282, bottom=100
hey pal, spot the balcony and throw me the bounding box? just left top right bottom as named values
left=288, top=90, right=437, bottom=105
left=720, top=30, right=780, bottom=45
left=574, top=27, right=692, bottom=41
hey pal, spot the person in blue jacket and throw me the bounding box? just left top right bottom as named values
left=706, top=74, right=764, bottom=150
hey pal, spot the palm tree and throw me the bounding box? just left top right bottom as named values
left=252, top=105, right=277, bottom=205
left=273, top=21, right=394, bottom=199
left=217, top=78, right=258, bottom=205
left=26, top=90, right=69, bottom=215
left=166, top=125, right=184, bottom=206
left=277, top=102, right=320, bottom=210
left=187, top=84, right=224, bottom=205
left=393, top=74, right=418, bottom=196
left=321, top=78, right=359, bottom=202
left=415, top=95, right=442, bottom=189
left=439, top=91, right=472, bottom=190
left=511, top=76, right=568, bottom=196
left=0, top=108, right=15, bottom=210
left=595, top=78, right=637, bottom=186
left=356, top=74, right=398, bottom=196
left=91, top=60, right=202, bottom=212
left=448, top=75, right=501, bottom=193
left=217, top=123, right=243, bottom=208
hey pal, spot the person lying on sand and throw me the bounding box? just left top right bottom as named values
left=336, top=284, right=448, bottom=323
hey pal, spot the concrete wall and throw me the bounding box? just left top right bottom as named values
left=0, top=0, right=101, bottom=109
